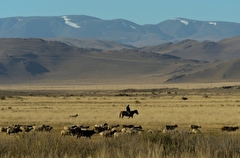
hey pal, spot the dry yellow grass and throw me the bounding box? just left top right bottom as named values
left=0, top=85, right=240, bottom=135
left=0, top=85, right=240, bottom=158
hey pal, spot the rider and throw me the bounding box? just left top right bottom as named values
left=126, top=104, right=130, bottom=115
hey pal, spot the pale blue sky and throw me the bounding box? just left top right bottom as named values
left=0, top=0, right=239, bottom=25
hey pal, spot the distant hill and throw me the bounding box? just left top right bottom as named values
left=0, top=38, right=215, bottom=85
left=139, top=36, right=240, bottom=61
left=166, top=58, right=240, bottom=83
left=1, top=15, right=240, bottom=46
left=47, top=38, right=136, bottom=51
left=0, top=37, right=240, bottom=84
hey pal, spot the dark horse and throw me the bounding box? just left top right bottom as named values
left=119, top=110, right=139, bottom=118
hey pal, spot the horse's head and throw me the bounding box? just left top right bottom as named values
left=134, top=110, right=139, bottom=115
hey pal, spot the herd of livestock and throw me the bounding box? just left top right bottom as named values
left=0, top=124, right=52, bottom=135
left=0, top=123, right=239, bottom=138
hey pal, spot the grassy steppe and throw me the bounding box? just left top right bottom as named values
left=0, top=86, right=240, bottom=157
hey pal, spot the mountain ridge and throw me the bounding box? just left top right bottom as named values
left=1, top=15, right=240, bottom=46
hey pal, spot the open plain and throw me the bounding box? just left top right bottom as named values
left=0, top=84, right=240, bottom=157
left=0, top=84, right=240, bottom=130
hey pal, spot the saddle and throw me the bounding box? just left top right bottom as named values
left=126, top=111, right=130, bottom=115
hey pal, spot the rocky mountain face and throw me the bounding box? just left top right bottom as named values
left=1, top=15, right=240, bottom=46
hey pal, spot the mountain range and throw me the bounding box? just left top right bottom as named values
left=1, top=15, right=240, bottom=85
left=1, top=15, right=240, bottom=46
left=0, top=36, right=240, bottom=85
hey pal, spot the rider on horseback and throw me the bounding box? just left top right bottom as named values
left=126, top=104, right=130, bottom=115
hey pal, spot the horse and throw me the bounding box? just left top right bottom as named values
left=119, top=110, right=139, bottom=118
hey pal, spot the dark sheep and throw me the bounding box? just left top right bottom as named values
left=166, top=125, right=178, bottom=130
left=76, top=129, right=96, bottom=139
left=221, top=126, right=239, bottom=132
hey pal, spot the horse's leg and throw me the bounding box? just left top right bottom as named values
left=120, top=112, right=125, bottom=118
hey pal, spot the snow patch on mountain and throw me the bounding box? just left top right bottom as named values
left=131, top=25, right=136, bottom=29
left=16, top=18, right=22, bottom=22
left=62, top=16, right=81, bottom=28
left=209, top=22, right=217, bottom=26
left=172, top=18, right=189, bottom=25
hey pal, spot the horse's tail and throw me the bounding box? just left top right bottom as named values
left=119, top=111, right=122, bottom=118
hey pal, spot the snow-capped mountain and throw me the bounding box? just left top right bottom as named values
left=1, top=15, right=240, bottom=46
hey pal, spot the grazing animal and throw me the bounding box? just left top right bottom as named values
left=122, top=124, right=134, bottom=128
left=114, top=132, right=126, bottom=138
left=0, top=127, right=8, bottom=132
left=33, top=125, right=45, bottom=132
left=76, top=129, right=96, bottom=139
left=190, top=125, right=201, bottom=130
left=119, top=110, right=139, bottom=118
left=61, top=130, right=71, bottom=136
left=163, top=125, right=178, bottom=133
left=6, top=125, right=22, bottom=135
left=126, top=128, right=141, bottom=135
left=166, top=125, right=178, bottom=130
left=93, top=123, right=108, bottom=133
left=99, top=129, right=117, bottom=137
left=188, top=125, right=202, bottom=134
left=61, top=125, right=83, bottom=136
left=43, top=125, right=53, bottom=132
left=80, top=125, right=90, bottom=129
left=221, top=126, right=239, bottom=132
left=33, top=124, right=53, bottom=132
left=132, top=125, right=142, bottom=130
left=120, top=125, right=143, bottom=134
left=64, top=125, right=81, bottom=131
left=69, top=114, right=78, bottom=117
left=108, top=124, right=120, bottom=130
left=20, top=125, right=34, bottom=132
left=189, top=129, right=201, bottom=134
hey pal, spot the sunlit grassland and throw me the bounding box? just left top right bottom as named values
left=0, top=88, right=240, bottom=131
left=0, top=86, right=240, bottom=157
